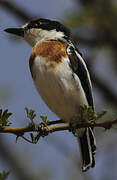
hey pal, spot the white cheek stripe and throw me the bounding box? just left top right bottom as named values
left=24, top=28, right=65, bottom=47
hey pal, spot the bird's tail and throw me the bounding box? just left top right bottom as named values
left=77, top=127, right=96, bottom=172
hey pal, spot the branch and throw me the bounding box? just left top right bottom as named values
left=91, top=71, right=117, bottom=107
left=0, top=0, right=34, bottom=21
left=0, top=118, right=117, bottom=143
left=0, top=137, right=34, bottom=180
left=86, top=62, right=117, bottom=107
left=0, top=106, right=115, bottom=144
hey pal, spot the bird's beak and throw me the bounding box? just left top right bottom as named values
left=4, top=28, right=24, bottom=37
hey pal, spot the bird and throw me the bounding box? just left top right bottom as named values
left=4, top=18, right=96, bottom=172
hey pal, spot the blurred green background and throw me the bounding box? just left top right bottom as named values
left=0, top=0, right=117, bottom=179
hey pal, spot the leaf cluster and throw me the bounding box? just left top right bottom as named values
left=25, top=107, right=36, bottom=122
left=0, top=171, right=10, bottom=180
left=71, top=105, right=106, bottom=126
left=0, top=109, right=12, bottom=127
left=40, top=115, right=49, bottom=125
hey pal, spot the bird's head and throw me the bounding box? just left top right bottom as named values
left=4, top=18, right=71, bottom=46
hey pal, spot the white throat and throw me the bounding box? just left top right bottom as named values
left=24, top=28, right=65, bottom=47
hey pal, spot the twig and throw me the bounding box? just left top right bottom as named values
left=0, top=125, right=35, bottom=136
left=91, top=71, right=117, bottom=107
left=86, top=61, right=117, bottom=107
left=47, top=119, right=64, bottom=125
left=0, top=0, right=34, bottom=21
left=0, top=118, right=117, bottom=138
left=0, top=137, right=34, bottom=180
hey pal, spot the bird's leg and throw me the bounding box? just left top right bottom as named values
left=69, top=122, right=78, bottom=137
left=37, top=122, right=49, bottom=137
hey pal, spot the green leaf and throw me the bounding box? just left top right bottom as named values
left=71, top=105, right=106, bottom=126
left=40, top=115, right=49, bottom=125
left=0, top=109, right=12, bottom=127
left=25, top=107, right=36, bottom=121
left=0, top=170, right=10, bottom=180
left=25, top=107, right=29, bottom=115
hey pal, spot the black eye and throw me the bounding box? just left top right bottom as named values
left=27, top=20, right=44, bottom=29
left=39, top=22, right=43, bottom=25
left=35, top=24, right=39, bottom=27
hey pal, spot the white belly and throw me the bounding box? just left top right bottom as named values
left=32, top=57, right=88, bottom=122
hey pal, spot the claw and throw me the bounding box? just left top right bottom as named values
left=69, top=122, right=78, bottom=137
left=38, top=122, right=49, bottom=137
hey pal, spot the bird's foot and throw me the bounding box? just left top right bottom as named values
left=69, top=122, right=77, bottom=137
left=38, top=122, right=49, bottom=137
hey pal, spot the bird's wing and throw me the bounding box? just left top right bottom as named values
left=67, top=44, right=94, bottom=109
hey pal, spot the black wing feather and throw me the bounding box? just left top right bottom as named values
left=67, top=45, right=94, bottom=109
